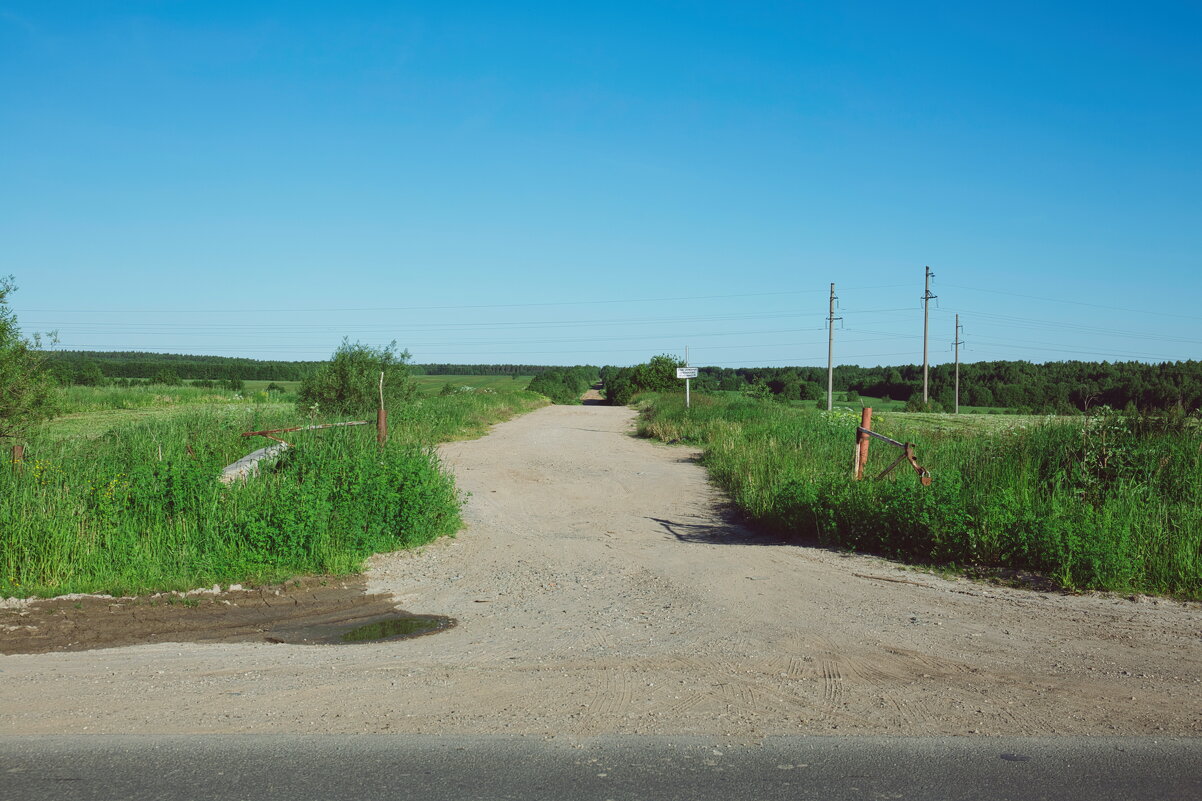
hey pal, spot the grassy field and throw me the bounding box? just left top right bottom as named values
left=3, top=378, right=547, bottom=598
left=637, top=392, right=1201, bottom=599
left=413, top=374, right=533, bottom=395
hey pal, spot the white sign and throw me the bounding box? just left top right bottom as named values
left=676, top=367, right=698, bottom=379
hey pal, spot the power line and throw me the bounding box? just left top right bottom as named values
left=16, top=283, right=912, bottom=315
left=941, top=282, right=1202, bottom=322
left=21, top=310, right=814, bottom=331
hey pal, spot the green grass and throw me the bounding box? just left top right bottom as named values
left=412, top=374, right=533, bottom=395
left=637, top=392, right=1201, bottom=599
left=3, top=381, right=548, bottom=598
left=57, top=383, right=294, bottom=415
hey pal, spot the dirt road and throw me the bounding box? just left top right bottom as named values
left=2, top=404, right=1200, bottom=735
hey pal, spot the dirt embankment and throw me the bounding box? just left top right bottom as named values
left=2, top=404, right=1200, bottom=736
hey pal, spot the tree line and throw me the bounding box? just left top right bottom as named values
left=603, top=359, right=1202, bottom=413
left=40, top=351, right=568, bottom=385
left=29, top=347, right=1202, bottom=415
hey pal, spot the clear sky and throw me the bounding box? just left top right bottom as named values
left=3, top=1, right=1200, bottom=368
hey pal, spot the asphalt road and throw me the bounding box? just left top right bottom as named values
left=2, top=735, right=1198, bottom=801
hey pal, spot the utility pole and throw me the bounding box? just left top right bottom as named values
left=922, top=266, right=936, bottom=404
left=826, top=283, right=840, bottom=411
left=953, top=314, right=964, bottom=415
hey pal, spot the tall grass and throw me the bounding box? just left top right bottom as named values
left=2, top=387, right=548, bottom=597
left=58, top=383, right=289, bottom=413
left=639, top=394, right=1201, bottom=598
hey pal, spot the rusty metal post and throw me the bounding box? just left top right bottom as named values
left=11, top=444, right=24, bottom=473
left=855, top=407, right=872, bottom=480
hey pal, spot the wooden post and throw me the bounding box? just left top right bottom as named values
left=11, top=444, right=24, bottom=473
left=377, top=371, right=387, bottom=446
left=854, top=407, right=872, bottom=480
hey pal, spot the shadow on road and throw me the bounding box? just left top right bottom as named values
left=648, top=515, right=791, bottom=547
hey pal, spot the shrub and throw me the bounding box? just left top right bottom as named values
left=297, top=340, right=417, bottom=417
left=526, top=366, right=598, bottom=404
left=0, top=276, right=60, bottom=439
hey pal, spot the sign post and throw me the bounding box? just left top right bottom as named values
left=676, top=366, right=698, bottom=407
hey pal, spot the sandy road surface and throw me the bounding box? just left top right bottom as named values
left=2, top=404, right=1200, bottom=735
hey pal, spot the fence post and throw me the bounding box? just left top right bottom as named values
left=854, top=407, right=872, bottom=480
left=377, top=371, right=387, bottom=446
left=11, top=444, right=24, bottom=473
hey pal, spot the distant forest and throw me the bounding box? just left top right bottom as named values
left=39, top=350, right=1202, bottom=413
left=40, top=351, right=563, bottom=383
left=685, top=361, right=1202, bottom=413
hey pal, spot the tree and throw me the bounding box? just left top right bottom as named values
left=631, top=354, right=685, bottom=394
left=296, top=340, right=416, bottom=417
left=151, top=368, right=182, bottom=386
left=0, top=276, right=60, bottom=439
left=74, top=361, right=105, bottom=386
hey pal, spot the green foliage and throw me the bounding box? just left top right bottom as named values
left=42, top=351, right=583, bottom=384
left=0, top=277, right=60, bottom=439
left=904, top=397, right=943, bottom=413
left=3, top=383, right=548, bottom=597
left=600, top=355, right=685, bottom=405
left=637, top=394, right=1202, bottom=599
left=526, top=366, right=598, bottom=404
left=74, top=362, right=105, bottom=386
left=0, top=412, right=458, bottom=595
left=151, top=368, right=182, bottom=386
left=297, top=340, right=417, bottom=417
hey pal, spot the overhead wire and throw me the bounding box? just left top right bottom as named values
left=17, top=283, right=912, bottom=315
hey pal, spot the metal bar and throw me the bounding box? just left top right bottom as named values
left=857, top=427, right=905, bottom=449
left=906, top=444, right=933, bottom=486
left=875, top=452, right=909, bottom=480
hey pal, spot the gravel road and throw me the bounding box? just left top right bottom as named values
left=2, top=403, right=1200, bottom=736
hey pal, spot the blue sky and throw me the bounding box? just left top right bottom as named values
left=3, top=1, right=1200, bottom=367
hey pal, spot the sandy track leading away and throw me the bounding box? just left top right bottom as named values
left=2, top=404, right=1200, bottom=735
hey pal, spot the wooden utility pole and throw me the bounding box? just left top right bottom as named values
left=953, top=314, right=964, bottom=415
left=922, top=266, right=936, bottom=403
left=826, top=283, right=839, bottom=411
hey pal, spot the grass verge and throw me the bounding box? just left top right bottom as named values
left=637, top=393, right=1201, bottom=599
left=3, top=386, right=548, bottom=598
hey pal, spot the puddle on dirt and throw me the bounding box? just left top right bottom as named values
left=0, top=577, right=455, bottom=654
left=339, top=615, right=455, bottom=643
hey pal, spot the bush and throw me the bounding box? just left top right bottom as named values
left=0, top=276, right=60, bottom=438
left=526, top=366, right=598, bottom=404
left=297, top=340, right=416, bottom=417
left=600, top=355, right=684, bottom=405
left=904, top=397, right=943, bottom=413
left=151, top=369, right=182, bottom=386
